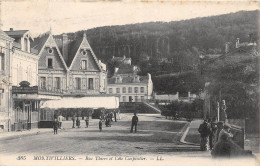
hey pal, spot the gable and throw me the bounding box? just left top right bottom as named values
left=69, top=36, right=101, bottom=71
left=38, top=34, right=68, bottom=70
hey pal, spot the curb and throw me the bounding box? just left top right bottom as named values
left=179, top=122, right=200, bottom=147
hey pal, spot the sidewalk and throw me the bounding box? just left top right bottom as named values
left=180, top=119, right=203, bottom=146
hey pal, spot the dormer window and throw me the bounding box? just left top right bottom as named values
left=115, top=76, right=122, bottom=83
left=47, top=57, right=53, bottom=68
left=48, top=48, right=53, bottom=54
left=81, top=59, right=87, bottom=70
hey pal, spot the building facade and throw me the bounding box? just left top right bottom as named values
left=0, top=30, right=14, bottom=132
left=107, top=73, right=153, bottom=102
left=107, top=57, right=153, bottom=102
left=32, top=32, right=107, bottom=97
left=5, top=29, right=41, bottom=131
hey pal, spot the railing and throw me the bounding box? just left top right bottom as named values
left=39, top=87, right=100, bottom=96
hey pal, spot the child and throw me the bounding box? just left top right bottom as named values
left=99, top=119, right=102, bottom=132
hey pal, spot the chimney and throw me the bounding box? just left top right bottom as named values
left=236, top=38, right=240, bottom=48
left=62, top=33, right=69, bottom=63
left=10, top=28, right=13, bottom=31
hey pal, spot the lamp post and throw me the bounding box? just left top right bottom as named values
left=199, top=55, right=205, bottom=75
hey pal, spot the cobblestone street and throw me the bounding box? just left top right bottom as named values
left=0, top=114, right=201, bottom=156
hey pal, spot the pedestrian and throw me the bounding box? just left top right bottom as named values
left=218, top=123, right=233, bottom=142
left=76, top=116, right=80, bottom=128
left=72, top=114, right=76, bottom=128
left=53, top=118, right=59, bottom=135
left=85, top=116, right=89, bottom=128
left=209, top=118, right=217, bottom=150
left=198, top=119, right=211, bottom=151
left=114, top=111, right=117, bottom=122
left=130, top=113, right=138, bottom=133
left=214, top=121, right=224, bottom=144
left=99, top=118, right=102, bottom=132
left=58, top=114, right=63, bottom=129
left=211, top=132, right=253, bottom=158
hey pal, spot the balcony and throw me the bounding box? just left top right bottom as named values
left=38, top=87, right=63, bottom=96
left=38, top=87, right=100, bottom=96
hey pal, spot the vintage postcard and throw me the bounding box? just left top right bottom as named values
left=0, top=0, right=259, bottom=166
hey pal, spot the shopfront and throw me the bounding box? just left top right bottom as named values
left=12, top=81, right=40, bottom=131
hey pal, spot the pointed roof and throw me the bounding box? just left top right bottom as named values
left=31, top=33, right=49, bottom=52
left=31, top=32, right=68, bottom=70
left=66, top=37, right=84, bottom=67
left=68, top=33, right=101, bottom=71
left=0, top=29, right=14, bottom=41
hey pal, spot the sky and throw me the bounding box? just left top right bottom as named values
left=0, top=0, right=259, bottom=36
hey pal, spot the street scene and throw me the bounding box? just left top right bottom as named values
left=0, top=1, right=259, bottom=166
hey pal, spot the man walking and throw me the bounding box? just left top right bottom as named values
left=198, top=119, right=211, bottom=151
left=130, top=113, right=138, bottom=133
left=53, top=118, right=59, bottom=135
left=85, top=116, right=89, bottom=128
left=99, top=118, right=102, bottom=132
left=72, top=114, right=76, bottom=128
left=58, top=114, right=63, bottom=129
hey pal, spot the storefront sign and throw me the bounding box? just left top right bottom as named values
left=12, top=86, right=38, bottom=94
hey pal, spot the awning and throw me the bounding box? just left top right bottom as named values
left=40, top=96, right=119, bottom=109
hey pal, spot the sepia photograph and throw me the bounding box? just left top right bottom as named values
left=0, top=0, right=259, bottom=166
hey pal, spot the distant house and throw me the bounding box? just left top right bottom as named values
left=107, top=73, right=153, bottom=102
left=112, top=55, right=131, bottom=65
left=108, top=55, right=153, bottom=102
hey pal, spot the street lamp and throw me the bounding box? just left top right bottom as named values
left=199, top=55, right=205, bottom=75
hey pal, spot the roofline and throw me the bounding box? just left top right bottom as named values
left=38, top=33, right=68, bottom=70
left=68, top=35, right=102, bottom=72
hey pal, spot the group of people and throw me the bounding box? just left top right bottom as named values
left=198, top=118, right=253, bottom=158
left=53, top=112, right=138, bottom=134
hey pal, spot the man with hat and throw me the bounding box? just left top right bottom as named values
left=198, top=119, right=211, bottom=151
left=218, top=123, right=233, bottom=142
left=214, top=121, right=224, bottom=144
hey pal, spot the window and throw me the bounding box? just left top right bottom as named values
left=122, top=96, right=126, bottom=102
left=54, top=77, right=61, bottom=90
left=0, top=53, right=5, bottom=71
left=109, top=88, right=113, bottom=94
left=116, top=88, right=120, bottom=93
left=40, top=110, right=47, bottom=120
left=48, top=48, right=53, bottom=54
left=40, top=77, right=46, bottom=89
left=88, top=78, right=93, bottom=90
left=47, top=58, right=53, bottom=68
left=75, top=78, right=81, bottom=90
left=141, top=96, right=144, bottom=101
left=128, top=87, right=132, bottom=93
left=141, top=87, right=144, bottom=93
left=134, top=87, right=138, bottom=93
left=81, top=50, right=87, bottom=56
left=122, top=87, right=126, bottom=93
left=81, top=60, right=87, bottom=70
left=135, top=96, right=138, bottom=102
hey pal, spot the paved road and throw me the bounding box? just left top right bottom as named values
left=0, top=114, right=210, bottom=156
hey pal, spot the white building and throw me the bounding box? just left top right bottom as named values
left=0, top=29, right=14, bottom=132
left=107, top=73, right=153, bottom=102
left=5, top=29, right=41, bottom=131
